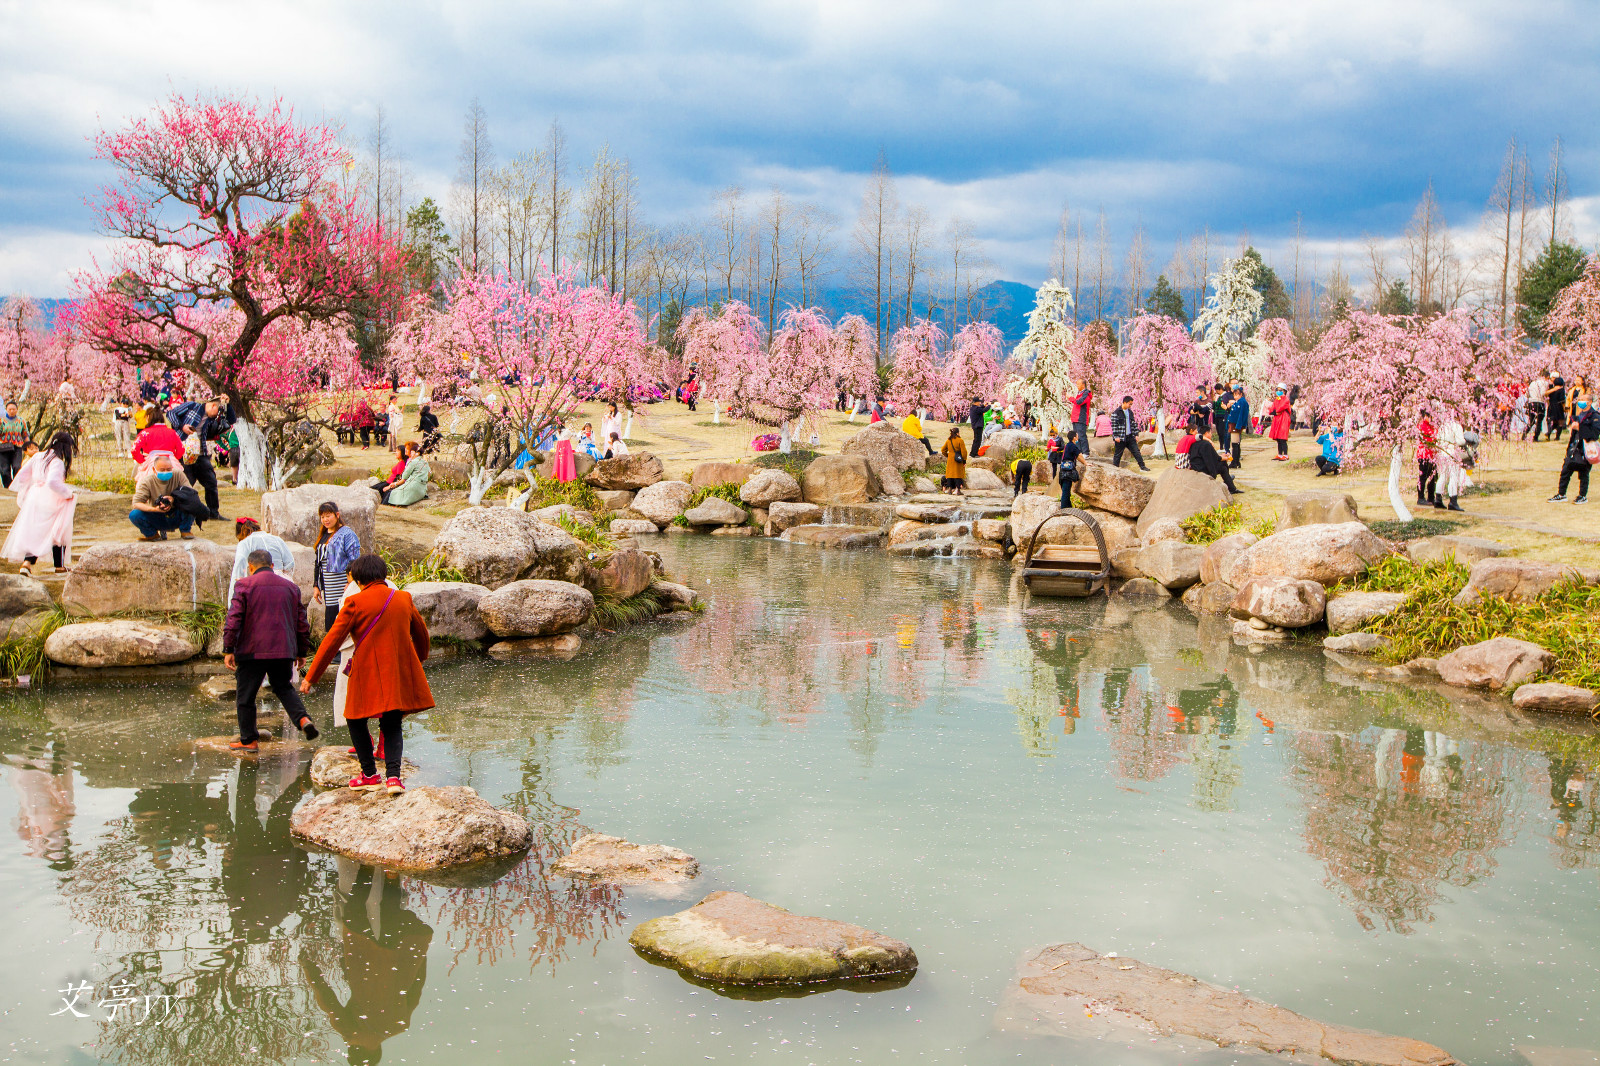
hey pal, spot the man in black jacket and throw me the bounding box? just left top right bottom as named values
left=969, top=398, right=989, bottom=450
left=1111, top=396, right=1149, bottom=471
left=1549, top=398, right=1599, bottom=504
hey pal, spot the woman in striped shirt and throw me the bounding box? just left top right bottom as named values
left=313, top=501, right=362, bottom=630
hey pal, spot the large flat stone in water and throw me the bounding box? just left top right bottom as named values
left=781, top=524, right=885, bottom=549
left=629, top=890, right=917, bottom=985
left=997, top=943, right=1457, bottom=1066
left=553, top=833, right=699, bottom=884
left=290, top=785, right=531, bottom=871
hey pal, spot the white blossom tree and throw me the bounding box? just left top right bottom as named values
left=1195, top=257, right=1269, bottom=394
left=1005, top=279, right=1077, bottom=426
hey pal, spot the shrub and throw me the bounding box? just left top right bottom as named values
left=751, top=448, right=820, bottom=479
left=394, top=552, right=469, bottom=588
left=553, top=513, right=615, bottom=551
left=0, top=604, right=68, bottom=682
left=1181, top=503, right=1244, bottom=544
left=527, top=474, right=603, bottom=514
left=686, top=482, right=746, bottom=509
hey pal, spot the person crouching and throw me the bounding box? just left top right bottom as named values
left=223, top=549, right=319, bottom=751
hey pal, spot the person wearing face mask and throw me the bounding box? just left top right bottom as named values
left=128, top=453, right=195, bottom=540
left=1267, top=385, right=1293, bottom=460
left=1549, top=397, right=1600, bottom=504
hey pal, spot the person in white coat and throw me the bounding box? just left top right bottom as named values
left=2, top=434, right=75, bottom=576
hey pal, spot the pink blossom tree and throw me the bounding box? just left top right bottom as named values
left=763, top=307, right=837, bottom=452
left=942, top=322, right=1004, bottom=420
left=73, top=91, right=406, bottom=488
left=831, top=314, right=879, bottom=421
left=1113, top=313, right=1211, bottom=455
left=888, top=319, right=947, bottom=419
left=1256, top=318, right=1305, bottom=392
left=1545, top=255, right=1600, bottom=385
left=679, top=301, right=764, bottom=427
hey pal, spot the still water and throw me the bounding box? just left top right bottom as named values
left=1, top=538, right=1596, bottom=1065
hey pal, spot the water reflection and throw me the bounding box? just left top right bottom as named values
left=8, top=739, right=74, bottom=866
left=1547, top=757, right=1597, bottom=871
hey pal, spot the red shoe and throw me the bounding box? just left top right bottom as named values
left=229, top=740, right=259, bottom=752
left=348, top=774, right=382, bottom=791
left=345, top=738, right=382, bottom=757
left=385, top=777, right=405, bottom=795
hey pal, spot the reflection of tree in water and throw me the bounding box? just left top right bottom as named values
left=1286, top=728, right=1521, bottom=933
left=1099, top=667, right=1192, bottom=782
left=1006, top=626, right=1096, bottom=758
left=1545, top=757, right=1598, bottom=874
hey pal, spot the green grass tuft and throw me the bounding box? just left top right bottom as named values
left=1181, top=502, right=1245, bottom=544
left=0, top=604, right=68, bottom=681
left=686, top=482, right=746, bottom=509
left=751, top=448, right=821, bottom=478
left=394, top=551, right=469, bottom=588
left=553, top=513, right=615, bottom=551
left=1366, top=516, right=1466, bottom=541
left=591, top=583, right=668, bottom=628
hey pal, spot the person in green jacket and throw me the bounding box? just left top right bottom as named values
left=383, top=443, right=430, bottom=507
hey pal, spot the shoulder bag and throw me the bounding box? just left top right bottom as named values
left=343, top=589, right=397, bottom=676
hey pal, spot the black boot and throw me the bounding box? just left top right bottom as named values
left=1431, top=494, right=1446, bottom=510
left=1447, top=496, right=1462, bottom=512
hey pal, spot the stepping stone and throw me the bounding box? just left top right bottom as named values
left=193, top=733, right=309, bottom=757
left=308, top=745, right=420, bottom=788
left=290, top=785, right=531, bottom=871
left=553, top=834, right=698, bottom=885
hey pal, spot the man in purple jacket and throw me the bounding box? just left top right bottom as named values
left=224, top=549, right=319, bottom=751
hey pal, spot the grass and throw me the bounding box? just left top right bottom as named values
left=553, top=513, right=615, bottom=551
left=591, top=583, right=668, bottom=628
left=0, top=604, right=68, bottom=682
left=686, top=481, right=746, bottom=509
left=1182, top=501, right=1278, bottom=544
left=393, top=551, right=469, bottom=588
left=69, top=472, right=136, bottom=495
left=1338, top=555, right=1600, bottom=694
left=1366, top=516, right=1466, bottom=541
left=525, top=473, right=604, bottom=514
left=1012, top=445, right=1046, bottom=467
left=178, top=602, right=227, bottom=649
left=1461, top=479, right=1513, bottom=498
left=751, top=448, right=821, bottom=479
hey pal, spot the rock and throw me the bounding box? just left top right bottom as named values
left=1115, top=577, right=1172, bottom=600
left=404, top=581, right=492, bottom=643
left=1200, top=532, right=1258, bottom=586
left=1324, top=632, right=1392, bottom=655
left=911, top=476, right=936, bottom=493
left=888, top=520, right=931, bottom=546
left=1436, top=637, right=1554, bottom=690
left=766, top=501, right=823, bottom=535
left=739, top=469, right=802, bottom=506
left=974, top=519, right=1008, bottom=543
left=1181, top=581, right=1238, bottom=614
left=530, top=503, right=596, bottom=527
left=683, top=497, right=748, bottom=526
left=1231, top=617, right=1289, bottom=642
left=1452, top=558, right=1599, bottom=607
left=309, top=746, right=419, bottom=788
left=963, top=467, right=1006, bottom=494
left=1407, top=534, right=1511, bottom=566
left=584, top=453, right=664, bottom=491
left=609, top=518, right=660, bottom=536
left=1109, top=547, right=1143, bottom=579
left=710, top=525, right=754, bottom=537
left=1278, top=490, right=1360, bottom=530
left=488, top=633, right=583, bottom=660
left=1078, top=461, right=1156, bottom=518
left=1008, top=492, right=1067, bottom=546
left=553, top=834, right=700, bottom=884
left=1231, top=576, right=1327, bottom=628
left=1512, top=683, right=1600, bottom=715
left=997, top=943, right=1458, bottom=1066
left=193, top=734, right=308, bottom=756
left=629, top=890, right=917, bottom=985
left=780, top=525, right=885, bottom=549
left=477, top=579, right=594, bottom=638
left=0, top=574, right=52, bottom=617
left=896, top=501, right=960, bottom=523
left=432, top=507, right=587, bottom=589
left=289, top=785, right=531, bottom=870
left=841, top=421, right=929, bottom=490
left=1326, top=591, right=1407, bottom=635
left=801, top=455, right=881, bottom=505
left=1134, top=540, right=1204, bottom=590
left=1142, top=517, right=1185, bottom=545
left=653, top=581, right=701, bottom=610
left=1224, top=522, right=1393, bottom=588
left=199, top=674, right=237, bottom=700
left=689, top=461, right=755, bottom=489
left=1405, top=657, right=1440, bottom=676
left=632, top=480, right=695, bottom=525
left=63, top=540, right=233, bottom=614
left=596, top=489, right=636, bottom=512
left=598, top=548, right=653, bottom=600
left=967, top=455, right=1010, bottom=485
left=44, top=621, right=200, bottom=668
left=1134, top=467, right=1228, bottom=536
left=262, top=483, right=378, bottom=551
left=981, top=428, right=1038, bottom=461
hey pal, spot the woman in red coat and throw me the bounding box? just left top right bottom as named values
left=1268, top=385, right=1293, bottom=460
left=301, top=554, right=433, bottom=793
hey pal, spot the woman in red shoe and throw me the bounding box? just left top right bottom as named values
left=301, top=554, right=433, bottom=794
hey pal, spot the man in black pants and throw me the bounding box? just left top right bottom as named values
left=1550, top=398, right=1599, bottom=504
left=1111, top=396, right=1149, bottom=470
left=223, top=549, right=319, bottom=752
left=179, top=397, right=230, bottom=520
left=969, top=397, right=989, bottom=450
left=1012, top=457, right=1032, bottom=497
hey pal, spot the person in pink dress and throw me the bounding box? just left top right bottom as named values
left=551, top=429, right=577, bottom=483
left=4, top=432, right=77, bottom=576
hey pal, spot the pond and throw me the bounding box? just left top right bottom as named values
left=1, top=537, right=1595, bottom=1065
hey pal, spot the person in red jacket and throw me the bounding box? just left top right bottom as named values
left=130, top=420, right=183, bottom=465
left=1268, top=384, right=1293, bottom=460
left=1416, top=410, right=1440, bottom=507
left=1069, top=380, right=1093, bottom=443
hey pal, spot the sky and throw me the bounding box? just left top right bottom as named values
left=1, top=0, right=1597, bottom=298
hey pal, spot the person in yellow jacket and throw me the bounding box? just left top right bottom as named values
left=901, top=412, right=932, bottom=454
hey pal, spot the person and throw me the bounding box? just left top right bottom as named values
left=0, top=400, right=28, bottom=487
left=133, top=399, right=155, bottom=431
left=940, top=426, right=967, bottom=494
left=969, top=397, right=989, bottom=450
left=575, top=422, right=603, bottom=460
left=1012, top=453, right=1033, bottom=498
left=1188, top=385, right=1212, bottom=434
left=300, top=554, right=434, bottom=794
left=417, top=403, right=441, bottom=453
left=223, top=548, right=318, bottom=751
left=1226, top=386, right=1250, bottom=469
left=383, top=443, right=430, bottom=507
left=1178, top=419, right=1239, bottom=493
left=177, top=396, right=228, bottom=520
left=1267, top=385, right=1292, bottom=460
left=128, top=453, right=195, bottom=540
left=385, top=394, right=404, bottom=448
left=352, top=396, right=378, bottom=448
left=131, top=417, right=183, bottom=466
left=1057, top=429, right=1084, bottom=508
left=604, top=431, right=629, bottom=458
left=1416, top=409, right=1440, bottom=507
left=1314, top=427, right=1344, bottom=476
left=112, top=397, right=134, bottom=456
left=1211, top=384, right=1231, bottom=454
left=901, top=410, right=933, bottom=454
left=551, top=428, right=577, bottom=482
left=1069, top=380, right=1092, bottom=445
left=1547, top=376, right=1568, bottom=441
left=1110, top=396, right=1148, bottom=471
left=3, top=431, right=76, bottom=575
left=681, top=374, right=699, bottom=412
left=228, top=516, right=296, bottom=606
left=1525, top=371, right=1549, bottom=443
left=313, top=501, right=362, bottom=631
left=371, top=444, right=409, bottom=496
left=601, top=402, right=624, bottom=444
left=1549, top=397, right=1600, bottom=503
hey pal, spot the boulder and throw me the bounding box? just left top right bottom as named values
left=780, top=525, right=884, bottom=549
left=766, top=501, right=823, bottom=535
left=1008, top=492, right=1066, bottom=547
left=897, top=501, right=961, bottom=523
left=964, top=467, right=1006, bottom=494
left=1277, top=491, right=1360, bottom=530
left=711, top=524, right=752, bottom=537
left=598, top=548, right=653, bottom=600
left=1231, top=617, right=1290, bottom=643
left=530, top=503, right=596, bottom=527
left=1142, top=517, right=1185, bottom=545
left=553, top=834, right=700, bottom=884
left=841, top=422, right=929, bottom=491
left=432, top=507, right=587, bottom=590
left=967, top=455, right=1011, bottom=485
left=632, top=480, right=695, bottom=525
left=801, top=455, right=881, bottom=505
left=596, top=489, right=636, bottom=512
left=262, top=483, right=378, bottom=551
left=1436, top=637, right=1554, bottom=690
left=289, top=785, right=531, bottom=870
left=980, top=428, right=1038, bottom=462
left=1181, top=582, right=1237, bottom=614
left=1512, top=683, right=1599, bottom=715
left=488, top=633, right=583, bottom=660
left=629, top=890, right=917, bottom=984
left=1199, top=532, right=1258, bottom=586
left=888, top=520, right=932, bottom=546
left=63, top=540, right=232, bottom=614
left=405, top=581, right=492, bottom=642
left=1134, top=541, right=1204, bottom=591
left=198, top=674, right=237, bottom=700
left=1109, top=547, right=1143, bottom=579
left=996, top=943, right=1458, bottom=1066
left=1326, top=591, right=1407, bottom=635
left=1231, top=576, right=1327, bottom=628
left=974, top=519, right=1008, bottom=543
left=689, top=462, right=754, bottom=489
left=585, top=452, right=665, bottom=491
left=44, top=621, right=200, bottom=668
left=911, top=477, right=936, bottom=493
left=0, top=574, right=52, bottom=617
left=610, top=518, right=660, bottom=536
left=653, top=581, right=701, bottom=610
left=1115, top=577, right=1172, bottom=600
left=1407, top=534, right=1511, bottom=566
left=1224, top=522, right=1393, bottom=589
left=1324, top=632, right=1392, bottom=655
left=683, top=497, right=748, bottom=526
left=1452, top=558, right=1598, bottom=607
left=1134, top=467, right=1228, bottom=536
left=739, top=469, right=802, bottom=506
left=309, top=746, right=419, bottom=788
left=1078, top=461, right=1156, bottom=518
left=477, top=579, right=594, bottom=638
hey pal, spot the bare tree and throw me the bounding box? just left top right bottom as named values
left=1363, top=233, right=1390, bottom=305
left=451, top=99, right=495, bottom=271
left=1546, top=135, right=1568, bottom=247
left=1405, top=183, right=1451, bottom=313
left=1186, top=228, right=1212, bottom=321
left=1483, top=138, right=1519, bottom=328
left=711, top=186, right=745, bottom=304
left=900, top=204, right=929, bottom=329
left=1122, top=221, right=1149, bottom=315
left=948, top=216, right=979, bottom=330
left=851, top=151, right=900, bottom=359
left=1516, top=146, right=1537, bottom=294
left=759, top=187, right=787, bottom=335
left=364, top=106, right=408, bottom=237
left=544, top=120, right=570, bottom=270
left=1092, top=207, right=1110, bottom=321
left=791, top=203, right=836, bottom=308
